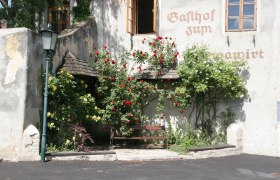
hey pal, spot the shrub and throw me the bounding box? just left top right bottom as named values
left=46, top=70, right=102, bottom=151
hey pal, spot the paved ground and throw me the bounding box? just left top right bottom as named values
left=47, top=146, right=241, bottom=161
left=1, top=154, right=280, bottom=180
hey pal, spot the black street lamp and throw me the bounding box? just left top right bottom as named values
left=40, top=29, right=57, bottom=162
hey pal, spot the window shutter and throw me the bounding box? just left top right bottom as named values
left=153, top=0, right=157, bottom=33
left=126, top=0, right=135, bottom=34
left=225, top=0, right=228, bottom=31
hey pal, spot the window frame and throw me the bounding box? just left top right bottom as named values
left=48, top=5, right=70, bottom=33
left=226, top=0, right=257, bottom=32
left=126, top=0, right=158, bottom=34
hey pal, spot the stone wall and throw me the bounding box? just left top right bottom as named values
left=0, top=28, right=43, bottom=161
left=52, top=17, right=98, bottom=73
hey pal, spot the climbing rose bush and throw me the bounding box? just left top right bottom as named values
left=94, top=37, right=177, bottom=136
left=133, top=36, right=178, bottom=72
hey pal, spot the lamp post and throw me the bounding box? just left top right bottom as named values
left=40, top=29, right=57, bottom=162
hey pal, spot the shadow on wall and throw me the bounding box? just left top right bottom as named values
left=24, top=31, right=44, bottom=130
left=143, top=98, right=189, bottom=132
left=52, top=17, right=99, bottom=73
left=144, top=93, right=248, bottom=137
left=233, top=67, right=250, bottom=123
left=91, top=0, right=127, bottom=59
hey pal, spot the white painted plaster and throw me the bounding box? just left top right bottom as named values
left=91, top=0, right=280, bottom=156
left=0, top=28, right=42, bottom=161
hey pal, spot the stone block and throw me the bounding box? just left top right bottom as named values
left=227, top=122, right=244, bottom=150
left=19, top=125, right=40, bottom=161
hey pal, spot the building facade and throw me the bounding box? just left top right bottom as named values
left=1, top=0, right=279, bottom=161
left=89, top=0, right=280, bottom=157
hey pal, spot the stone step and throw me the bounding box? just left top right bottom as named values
left=188, top=144, right=236, bottom=152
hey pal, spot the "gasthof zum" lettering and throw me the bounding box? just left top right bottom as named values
left=167, top=10, right=216, bottom=36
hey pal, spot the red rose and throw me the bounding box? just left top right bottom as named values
left=123, top=63, right=127, bottom=68
left=105, top=58, right=110, bottom=63
left=141, top=80, right=145, bottom=83
left=146, top=86, right=149, bottom=90
left=112, top=107, right=116, bottom=111
left=127, top=88, right=130, bottom=92
left=135, top=117, right=140, bottom=122
left=153, top=49, right=157, bottom=53
left=110, top=77, right=115, bottom=82
left=95, top=51, right=99, bottom=55
left=174, top=102, right=179, bottom=107
left=120, top=84, right=125, bottom=88
left=123, top=100, right=132, bottom=106
left=112, top=60, right=116, bottom=64
left=180, top=109, right=184, bottom=113
left=132, top=52, right=136, bottom=57
left=160, top=59, right=163, bottom=64
left=127, top=76, right=131, bottom=81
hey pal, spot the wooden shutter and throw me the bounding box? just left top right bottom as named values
left=126, top=0, right=135, bottom=34
left=225, top=0, right=228, bottom=31
left=153, top=0, right=157, bottom=33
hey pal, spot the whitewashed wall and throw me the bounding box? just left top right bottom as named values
left=0, top=28, right=43, bottom=161
left=92, top=0, right=280, bottom=157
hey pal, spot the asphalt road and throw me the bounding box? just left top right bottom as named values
left=0, top=154, right=279, bottom=180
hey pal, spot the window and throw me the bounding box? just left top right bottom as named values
left=226, top=0, right=257, bottom=32
left=48, top=1, right=70, bottom=33
left=126, top=0, right=157, bottom=34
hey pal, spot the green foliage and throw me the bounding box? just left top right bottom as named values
left=168, top=45, right=247, bottom=153
left=46, top=70, right=102, bottom=151
left=172, top=45, right=247, bottom=134
left=94, top=37, right=177, bottom=136
left=73, top=0, right=91, bottom=22
left=169, top=125, right=199, bottom=154
left=169, top=124, right=227, bottom=154
left=178, top=45, right=247, bottom=99
left=219, top=108, right=236, bottom=135
left=94, top=49, right=161, bottom=136
left=0, top=0, right=46, bottom=30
